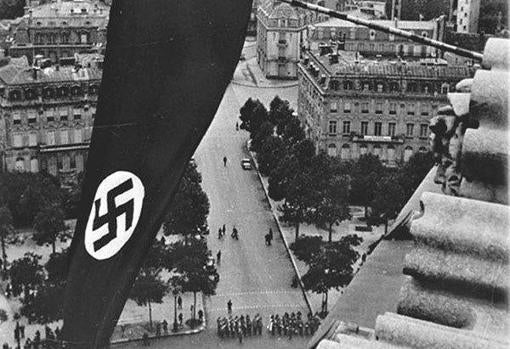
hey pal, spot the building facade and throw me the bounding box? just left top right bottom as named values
left=7, top=0, right=109, bottom=63
left=0, top=58, right=101, bottom=179
left=297, top=50, right=475, bottom=165
left=256, top=0, right=329, bottom=79
left=308, top=17, right=446, bottom=58
left=456, top=0, right=480, bottom=33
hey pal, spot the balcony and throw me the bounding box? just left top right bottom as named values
left=351, top=134, right=405, bottom=144
left=277, top=39, right=288, bottom=48
left=39, top=142, right=90, bottom=153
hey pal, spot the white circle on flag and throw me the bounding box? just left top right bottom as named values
left=85, top=171, right=145, bottom=260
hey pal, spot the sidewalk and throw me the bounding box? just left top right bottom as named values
left=250, top=152, right=386, bottom=315
left=232, top=57, right=299, bottom=89
left=0, top=227, right=205, bottom=348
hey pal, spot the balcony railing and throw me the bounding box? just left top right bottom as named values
left=351, top=134, right=405, bottom=144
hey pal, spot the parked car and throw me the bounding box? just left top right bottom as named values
left=241, top=158, right=252, bottom=170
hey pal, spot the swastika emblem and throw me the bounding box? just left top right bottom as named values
left=85, top=171, right=145, bottom=260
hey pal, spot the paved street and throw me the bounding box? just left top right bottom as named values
left=115, top=71, right=306, bottom=347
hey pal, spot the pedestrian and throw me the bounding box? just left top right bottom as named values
left=155, top=322, right=161, bottom=337
left=142, top=332, right=149, bottom=346
left=223, top=156, right=227, bottom=167
left=178, top=313, right=183, bottom=326
left=227, top=299, right=232, bottom=315
left=162, top=320, right=168, bottom=334
left=236, top=122, right=239, bottom=131
left=269, top=227, right=273, bottom=240
left=238, top=327, right=243, bottom=343
left=19, top=325, right=24, bottom=339
left=190, top=304, right=194, bottom=319
left=177, top=296, right=182, bottom=309
left=222, top=224, right=226, bottom=235
left=218, top=227, right=222, bottom=239
left=216, top=250, right=221, bottom=264
left=198, top=309, right=204, bottom=322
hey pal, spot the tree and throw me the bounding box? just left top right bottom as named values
left=279, top=170, right=316, bottom=241
left=45, top=249, right=69, bottom=284
left=251, top=121, right=274, bottom=153
left=33, top=203, right=67, bottom=254
left=257, top=135, right=286, bottom=176
left=350, top=154, right=386, bottom=217
left=0, top=172, right=64, bottom=227
left=384, top=0, right=449, bottom=21
left=313, top=175, right=351, bottom=242
left=398, top=151, right=434, bottom=200
left=281, top=115, right=305, bottom=144
left=171, top=238, right=218, bottom=322
left=268, top=96, right=294, bottom=136
left=163, top=163, right=210, bottom=241
left=9, top=252, right=44, bottom=299
left=238, top=98, right=268, bottom=136
left=130, top=272, right=167, bottom=329
left=371, top=174, right=406, bottom=233
left=0, top=205, right=14, bottom=273
left=301, top=236, right=360, bottom=315
left=290, top=235, right=323, bottom=263
left=20, top=282, right=65, bottom=324
left=0, top=0, right=25, bottom=19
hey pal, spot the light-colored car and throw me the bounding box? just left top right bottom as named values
left=241, top=158, right=252, bottom=170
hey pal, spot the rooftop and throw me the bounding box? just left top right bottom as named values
left=15, top=0, right=109, bottom=28
left=307, top=49, right=476, bottom=78
left=0, top=62, right=102, bottom=86
left=313, top=17, right=437, bottom=30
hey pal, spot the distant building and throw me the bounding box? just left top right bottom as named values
left=7, top=0, right=109, bottom=63
left=247, top=0, right=260, bottom=36
left=297, top=49, right=475, bottom=165
left=0, top=57, right=101, bottom=178
left=455, top=0, right=480, bottom=33
left=390, top=0, right=401, bottom=19
left=256, top=0, right=330, bottom=79
left=308, top=17, right=446, bottom=58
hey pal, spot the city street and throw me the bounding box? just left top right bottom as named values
left=115, top=73, right=306, bottom=347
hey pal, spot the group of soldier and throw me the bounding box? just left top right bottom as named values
left=3, top=324, right=61, bottom=349
left=216, top=314, right=263, bottom=342
left=268, top=312, right=321, bottom=338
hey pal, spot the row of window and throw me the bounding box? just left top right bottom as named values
left=327, top=120, right=429, bottom=137
left=33, top=32, right=90, bottom=45
left=326, top=78, right=450, bottom=95
left=14, top=154, right=85, bottom=174
left=329, top=101, right=432, bottom=115
left=326, top=143, right=427, bottom=162
left=11, top=128, right=87, bottom=148
left=11, top=107, right=95, bottom=125
left=8, top=85, right=99, bottom=101
left=317, top=27, right=430, bottom=41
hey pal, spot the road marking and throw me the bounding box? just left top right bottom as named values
left=210, top=304, right=305, bottom=312
left=215, top=290, right=303, bottom=297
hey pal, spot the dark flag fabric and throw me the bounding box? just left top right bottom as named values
left=62, top=0, right=251, bottom=347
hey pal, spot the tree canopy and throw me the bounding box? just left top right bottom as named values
left=32, top=203, right=67, bottom=254
left=9, top=252, right=44, bottom=299
left=163, top=162, right=210, bottom=238
left=0, top=172, right=65, bottom=227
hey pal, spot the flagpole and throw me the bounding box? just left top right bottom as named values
left=280, top=0, right=484, bottom=61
